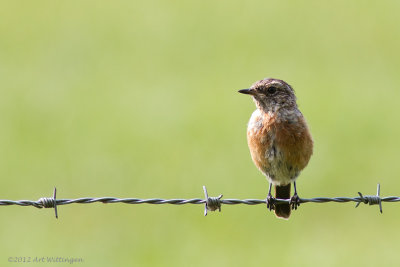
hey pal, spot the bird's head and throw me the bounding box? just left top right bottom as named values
left=239, top=78, right=297, bottom=113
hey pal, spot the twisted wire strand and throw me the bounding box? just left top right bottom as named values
left=0, top=184, right=396, bottom=218
left=1, top=196, right=400, bottom=207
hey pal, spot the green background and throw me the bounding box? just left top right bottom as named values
left=1, top=1, right=400, bottom=266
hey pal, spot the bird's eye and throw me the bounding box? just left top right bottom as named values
left=267, top=86, right=277, bottom=94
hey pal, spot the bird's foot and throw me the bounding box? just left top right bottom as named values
left=266, top=194, right=275, bottom=211
left=290, top=193, right=301, bottom=210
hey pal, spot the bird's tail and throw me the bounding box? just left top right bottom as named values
left=274, top=184, right=291, bottom=219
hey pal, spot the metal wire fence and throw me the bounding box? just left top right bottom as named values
left=0, top=184, right=398, bottom=218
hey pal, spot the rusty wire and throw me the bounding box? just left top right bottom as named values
left=0, top=184, right=397, bottom=219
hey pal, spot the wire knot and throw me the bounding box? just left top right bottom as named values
left=38, top=197, right=56, bottom=208
left=37, top=187, right=58, bottom=219
left=355, top=184, right=382, bottom=213
left=358, top=194, right=380, bottom=205
left=203, top=186, right=223, bottom=216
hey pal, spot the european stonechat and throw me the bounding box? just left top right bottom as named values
left=239, top=78, right=313, bottom=219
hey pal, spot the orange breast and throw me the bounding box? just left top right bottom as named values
left=247, top=110, right=313, bottom=183
left=247, top=111, right=273, bottom=172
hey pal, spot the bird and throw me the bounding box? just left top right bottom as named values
left=238, top=78, right=313, bottom=219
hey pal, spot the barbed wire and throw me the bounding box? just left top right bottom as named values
left=0, top=184, right=398, bottom=219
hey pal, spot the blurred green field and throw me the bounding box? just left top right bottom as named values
left=1, top=0, right=400, bottom=266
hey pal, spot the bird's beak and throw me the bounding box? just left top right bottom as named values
left=238, top=88, right=256, bottom=95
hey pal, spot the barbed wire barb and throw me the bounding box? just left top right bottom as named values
left=37, top=187, right=58, bottom=219
left=0, top=183, right=399, bottom=219
left=203, top=186, right=222, bottom=216
left=355, top=183, right=383, bottom=213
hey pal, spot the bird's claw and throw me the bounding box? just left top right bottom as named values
left=290, top=193, right=301, bottom=210
left=266, top=194, right=276, bottom=211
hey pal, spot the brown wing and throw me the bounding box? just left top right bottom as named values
left=274, top=116, right=313, bottom=171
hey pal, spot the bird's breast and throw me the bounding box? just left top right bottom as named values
left=246, top=109, right=313, bottom=185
